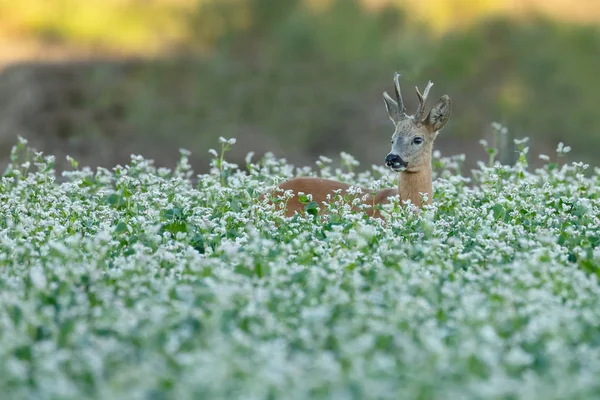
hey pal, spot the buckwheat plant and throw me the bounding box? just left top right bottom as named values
left=0, top=134, right=599, bottom=400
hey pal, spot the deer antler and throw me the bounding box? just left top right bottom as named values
left=394, top=72, right=407, bottom=115
left=415, top=81, right=434, bottom=122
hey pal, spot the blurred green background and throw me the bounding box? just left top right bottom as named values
left=0, top=0, right=599, bottom=173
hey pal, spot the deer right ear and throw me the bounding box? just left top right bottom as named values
left=383, top=91, right=400, bottom=125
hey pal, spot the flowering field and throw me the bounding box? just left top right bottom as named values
left=1, top=134, right=599, bottom=399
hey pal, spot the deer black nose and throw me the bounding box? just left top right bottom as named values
left=385, top=154, right=408, bottom=170
left=385, top=153, right=400, bottom=166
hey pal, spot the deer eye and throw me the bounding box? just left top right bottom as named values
left=413, top=137, right=424, bottom=145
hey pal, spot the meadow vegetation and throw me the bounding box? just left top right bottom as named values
left=1, top=1, right=599, bottom=398
left=0, top=130, right=599, bottom=398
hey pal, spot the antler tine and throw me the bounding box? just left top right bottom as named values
left=415, top=81, right=434, bottom=122
left=393, top=72, right=407, bottom=115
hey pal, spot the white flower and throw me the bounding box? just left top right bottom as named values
left=30, top=267, right=47, bottom=289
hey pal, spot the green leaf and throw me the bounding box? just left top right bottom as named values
left=191, top=233, right=206, bottom=254
left=298, top=194, right=310, bottom=204
left=304, top=201, right=319, bottom=216
left=105, top=193, right=127, bottom=209
left=315, top=229, right=327, bottom=240
left=492, top=204, right=504, bottom=220
left=162, top=207, right=184, bottom=221
left=115, top=221, right=128, bottom=233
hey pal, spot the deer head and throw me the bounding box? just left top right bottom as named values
left=382, top=73, right=452, bottom=172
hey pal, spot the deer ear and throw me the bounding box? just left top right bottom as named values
left=382, top=91, right=400, bottom=125
left=425, top=95, right=451, bottom=132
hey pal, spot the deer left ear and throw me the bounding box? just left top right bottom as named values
left=425, top=95, right=451, bottom=132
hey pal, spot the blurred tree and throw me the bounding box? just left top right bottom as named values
left=1, top=0, right=600, bottom=172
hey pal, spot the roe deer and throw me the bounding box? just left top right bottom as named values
left=269, top=73, right=452, bottom=218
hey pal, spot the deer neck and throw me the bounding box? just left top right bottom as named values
left=397, top=155, right=433, bottom=207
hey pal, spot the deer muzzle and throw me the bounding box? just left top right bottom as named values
left=385, top=153, right=408, bottom=171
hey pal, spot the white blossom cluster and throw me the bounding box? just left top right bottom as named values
left=0, top=136, right=599, bottom=399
